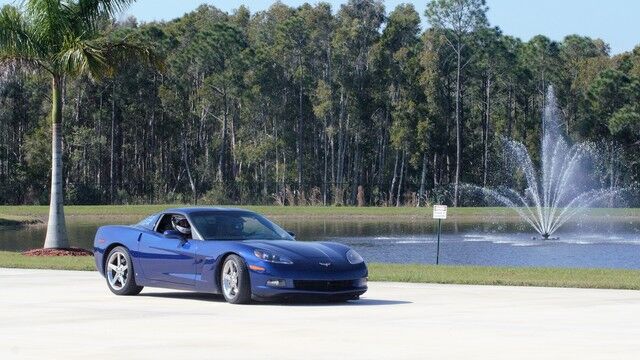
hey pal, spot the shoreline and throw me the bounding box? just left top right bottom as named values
left=0, top=215, right=42, bottom=228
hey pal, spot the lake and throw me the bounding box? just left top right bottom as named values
left=1, top=215, right=639, bottom=269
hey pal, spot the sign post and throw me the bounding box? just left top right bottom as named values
left=432, top=205, right=447, bottom=265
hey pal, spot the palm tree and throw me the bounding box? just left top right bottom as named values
left=0, top=0, right=160, bottom=248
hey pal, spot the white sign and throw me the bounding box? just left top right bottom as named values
left=432, top=205, right=447, bottom=220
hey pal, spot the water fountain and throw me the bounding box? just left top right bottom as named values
left=479, top=86, right=618, bottom=240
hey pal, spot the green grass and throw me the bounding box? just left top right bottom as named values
left=369, top=263, right=640, bottom=290
left=0, top=204, right=513, bottom=216
left=1, top=251, right=637, bottom=290
left=1, top=205, right=639, bottom=224
left=0, top=251, right=95, bottom=271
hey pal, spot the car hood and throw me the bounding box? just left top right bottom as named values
left=242, top=239, right=348, bottom=261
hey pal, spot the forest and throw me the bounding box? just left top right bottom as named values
left=1, top=0, right=639, bottom=207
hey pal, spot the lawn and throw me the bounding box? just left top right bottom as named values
left=0, top=204, right=515, bottom=217
left=369, top=263, right=640, bottom=290
left=2, top=205, right=639, bottom=225
left=0, top=251, right=96, bottom=271
left=1, top=251, right=638, bottom=290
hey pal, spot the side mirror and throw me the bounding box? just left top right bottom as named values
left=287, top=231, right=296, bottom=238
left=163, top=230, right=183, bottom=239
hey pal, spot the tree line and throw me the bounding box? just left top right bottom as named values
left=1, top=0, right=639, bottom=207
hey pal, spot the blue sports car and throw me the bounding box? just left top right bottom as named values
left=93, top=207, right=368, bottom=304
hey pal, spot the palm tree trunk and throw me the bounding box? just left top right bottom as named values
left=44, top=75, right=69, bottom=249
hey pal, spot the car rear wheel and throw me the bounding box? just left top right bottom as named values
left=105, top=246, right=143, bottom=296
left=221, top=255, right=251, bottom=304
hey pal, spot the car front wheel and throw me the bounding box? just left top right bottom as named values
left=105, top=246, right=143, bottom=296
left=221, top=255, right=251, bottom=304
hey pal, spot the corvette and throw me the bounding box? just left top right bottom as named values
left=93, top=207, right=368, bottom=304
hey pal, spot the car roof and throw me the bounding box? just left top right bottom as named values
left=162, top=207, right=256, bottom=215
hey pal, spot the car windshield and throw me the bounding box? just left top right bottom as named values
left=189, top=210, right=293, bottom=241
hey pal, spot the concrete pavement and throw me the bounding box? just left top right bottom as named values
left=0, top=268, right=639, bottom=359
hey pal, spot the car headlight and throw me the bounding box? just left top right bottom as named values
left=254, top=249, right=293, bottom=264
left=346, top=249, right=364, bottom=264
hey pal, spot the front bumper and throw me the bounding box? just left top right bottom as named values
left=248, top=263, right=368, bottom=299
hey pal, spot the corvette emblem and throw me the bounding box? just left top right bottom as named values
left=319, top=262, right=331, bottom=267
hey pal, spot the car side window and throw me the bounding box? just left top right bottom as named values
left=156, top=214, right=177, bottom=232
left=137, top=213, right=160, bottom=230
left=155, top=213, right=194, bottom=239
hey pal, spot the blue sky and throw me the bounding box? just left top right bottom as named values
left=1, top=0, right=637, bottom=54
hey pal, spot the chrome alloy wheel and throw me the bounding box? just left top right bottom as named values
left=222, top=259, right=240, bottom=299
left=107, top=251, right=129, bottom=290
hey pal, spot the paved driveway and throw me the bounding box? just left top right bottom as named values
left=0, top=268, right=638, bottom=359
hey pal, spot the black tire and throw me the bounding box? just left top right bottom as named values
left=105, top=246, right=143, bottom=296
left=220, top=255, right=252, bottom=304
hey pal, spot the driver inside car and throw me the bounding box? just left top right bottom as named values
left=171, top=215, right=192, bottom=238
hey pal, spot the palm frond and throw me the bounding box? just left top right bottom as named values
left=56, top=35, right=165, bottom=80
left=0, top=5, right=48, bottom=71
left=24, top=0, right=72, bottom=49
left=6, top=1, right=162, bottom=80
left=100, top=38, right=166, bottom=73
left=55, top=34, right=110, bottom=79
left=71, top=0, right=135, bottom=31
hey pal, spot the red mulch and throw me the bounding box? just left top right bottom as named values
left=22, top=248, right=93, bottom=257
